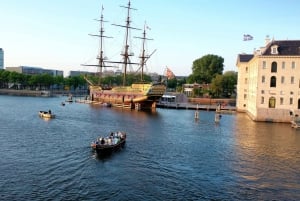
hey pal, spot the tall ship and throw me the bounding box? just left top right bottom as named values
left=84, top=1, right=166, bottom=110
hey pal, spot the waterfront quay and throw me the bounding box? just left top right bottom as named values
left=157, top=102, right=236, bottom=112
left=0, top=89, right=51, bottom=96
left=0, top=88, right=87, bottom=97
left=158, top=94, right=236, bottom=111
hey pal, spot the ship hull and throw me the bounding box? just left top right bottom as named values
left=89, top=83, right=166, bottom=110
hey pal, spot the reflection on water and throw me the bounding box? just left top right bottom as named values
left=232, top=114, right=300, bottom=199
left=0, top=95, right=300, bottom=200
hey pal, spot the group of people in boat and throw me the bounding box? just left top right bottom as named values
left=93, top=131, right=126, bottom=146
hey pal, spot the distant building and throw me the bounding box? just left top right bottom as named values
left=160, top=92, right=188, bottom=104
left=0, top=48, right=3, bottom=69
left=69, top=70, right=93, bottom=77
left=69, top=70, right=116, bottom=77
left=183, top=83, right=210, bottom=97
left=236, top=38, right=300, bottom=122
left=5, top=66, right=63, bottom=77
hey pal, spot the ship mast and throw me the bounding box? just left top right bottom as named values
left=82, top=5, right=113, bottom=85
left=135, top=23, right=154, bottom=81
left=112, top=0, right=141, bottom=86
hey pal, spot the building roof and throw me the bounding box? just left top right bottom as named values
left=263, top=40, right=300, bottom=55
left=237, top=54, right=254, bottom=62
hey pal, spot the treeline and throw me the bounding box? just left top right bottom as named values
left=0, top=69, right=153, bottom=91
left=1, top=54, right=237, bottom=98
left=0, top=69, right=86, bottom=90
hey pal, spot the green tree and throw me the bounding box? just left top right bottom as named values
left=192, top=54, right=224, bottom=84
left=166, top=78, right=177, bottom=90
left=41, top=74, right=54, bottom=89
left=221, top=71, right=237, bottom=98
left=176, top=78, right=186, bottom=92
left=211, top=74, right=223, bottom=98
left=210, top=71, right=237, bottom=98
left=0, top=70, right=10, bottom=88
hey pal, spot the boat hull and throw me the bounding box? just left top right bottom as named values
left=39, top=111, right=55, bottom=119
left=89, top=83, right=166, bottom=110
left=91, top=131, right=127, bottom=157
left=92, top=140, right=126, bottom=156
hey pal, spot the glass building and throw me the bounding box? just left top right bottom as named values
left=0, top=48, right=3, bottom=69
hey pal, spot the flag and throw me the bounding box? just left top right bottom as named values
left=243, top=34, right=253, bottom=41
left=165, top=67, right=175, bottom=79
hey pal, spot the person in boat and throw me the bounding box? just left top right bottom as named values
left=100, top=138, right=105, bottom=145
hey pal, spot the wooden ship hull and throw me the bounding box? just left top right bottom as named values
left=89, top=83, right=166, bottom=110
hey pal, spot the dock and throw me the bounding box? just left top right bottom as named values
left=156, top=102, right=236, bottom=112
left=0, top=89, right=51, bottom=97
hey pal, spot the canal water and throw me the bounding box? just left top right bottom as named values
left=0, top=95, right=300, bottom=200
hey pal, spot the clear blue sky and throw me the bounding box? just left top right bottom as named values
left=1, top=0, right=300, bottom=76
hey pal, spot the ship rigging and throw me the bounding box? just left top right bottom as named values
left=82, top=0, right=166, bottom=110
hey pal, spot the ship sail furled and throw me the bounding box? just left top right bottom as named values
left=86, top=0, right=166, bottom=110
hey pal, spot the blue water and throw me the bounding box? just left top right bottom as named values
left=0, top=95, right=300, bottom=200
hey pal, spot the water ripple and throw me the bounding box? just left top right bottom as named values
left=1, top=96, right=300, bottom=200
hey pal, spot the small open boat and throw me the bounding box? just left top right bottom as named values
left=91, top=131, right=126, bottom=156
left=39, top=110, right=55, bottom=119
left=65, top=97, right=73, bottom=103
left=65, top=94, right=73, bottom=103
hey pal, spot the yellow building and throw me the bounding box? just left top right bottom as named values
left=236, top=38, right=300, bottom=122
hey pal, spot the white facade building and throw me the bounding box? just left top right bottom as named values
left=236, top=39, right=300, bottom=122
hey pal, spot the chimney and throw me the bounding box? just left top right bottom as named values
left=265, top=35, right=270, bottom=45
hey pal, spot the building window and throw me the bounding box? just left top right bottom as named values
left=262, top=76, right=265, bottom=83
left=281, top=76, right=284, bottom=84
left=292, top=61, right=296, bottom=69
left=271, top=62, right=277, bottom=72
left=280, top=97, right=284, bottom=105
left=290, top=98, right=293, bottom=105
left=245, top=78, right=248, bottom=84
left=261, top=90, right=265, bottom=94
left=246, top=67, right=248, bottom=73
left=291, top=91, right=294, bottom=95
left=282, top=61, right=285, bottom=69
left=262, top=61, right=266, bottom=69
left=269, top=97, right=276, bottom=108
left=244, top=94, right=247, bottom=100
left=291, top=76, right=295, bottom=84
left=261, top=97, right=264, bottom=104
left=271, top=45, right=279, bottom=54
left=270, top=76, right=276, bottom=87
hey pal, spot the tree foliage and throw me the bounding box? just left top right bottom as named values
left=0, top=70, right=86, bottom=90
left=191, top=54, right=224, bottom=84
left=211, top=71, right=237, bottom=98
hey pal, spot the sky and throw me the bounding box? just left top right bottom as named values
left=1, top=0, right=300, bottom=77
